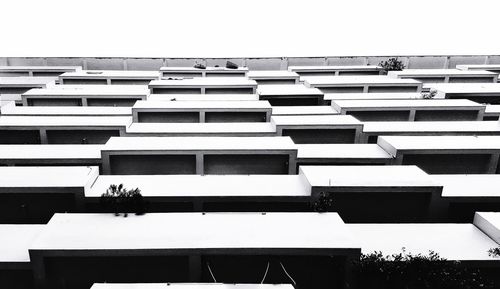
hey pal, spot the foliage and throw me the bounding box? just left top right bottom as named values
left=312, top=192, right=334, bottom=213
left=422, top=89, right=437, bottom=99
left=194, top=62, right=206, bottom=69
left=379, top=57, right=405, bottom=72
left=488, top=247, right=500, bottom=258
left=100, top=184, right=146, bottom=217
left=353, top=248, right=494, bottom=289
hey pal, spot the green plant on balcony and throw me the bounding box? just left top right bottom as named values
left=353, top=248, right=494, bottom=289
left=100, top=184, right=146, bottom=217
left=422, top=89, right=437, bottom=99
left=379, top=57, right=406, bottom=73
left=488, top=247, right=500, bottom=258
left=312, top=192, right=334, bottom=213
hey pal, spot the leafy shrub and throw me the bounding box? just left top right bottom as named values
left=488, top=247, right=500, bottom=258
left=353, top=248, right=494, bottom=289
left=422, top=89, right=437, bottom=99
left=100, top=184, right=146, bottom=217
left=312, top=192, right=334, bottom=213
left=379, top=57, right=405, bottom=72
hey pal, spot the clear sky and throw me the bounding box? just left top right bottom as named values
left=1, top=0, right=499, bottom=57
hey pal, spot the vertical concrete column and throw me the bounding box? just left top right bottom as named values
left=74, top=192, right=86, bottom=212
left=102, top=154, right=111, bottom=175
left=188, top=255, right=202, bottom=282
left=353, top=127, right=363, bottom=144
left=343, top=254, right=359, bottom=289
left=30, top=253, right=47, bottom=289
left=408, top=110, right=416, bottom=121
left=428, top=189, right=447, bottom=222
left=476, top=109, right=485, bottom=121
left=275, top=127, right=283, bottom=137
left=444, top=56, right=450, bottom=69
left=199, top=111, right=206, bottom=123
left=288, top=151, right=298, bottom=174
left=403, top=57, right=410, bottom=69
left=487, top=153, right=500, bottom=174
left=393, top=154, right=404, bottom=165
left=281, top=57, right=289, bottom=70
left=39, top=129, right=48, bottom=144
left=358, top=132, right=369, bottom=144
left=196, top=153, right=204, bottom=175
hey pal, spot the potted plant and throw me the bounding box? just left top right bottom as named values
left=312, top=192, right=334, bottom=213
left=421, top=89, right=437, bottom=99
left=379, top=57, right=405, bottom=75
left=100, top=184, right=146, bottom=217
left=488, top=247, right=500, bottom=258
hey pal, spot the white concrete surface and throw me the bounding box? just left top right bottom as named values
left=325, top=92, right=423, bottom=101
left=474, top=212, right=500, bottom=245
left=103, top=136, right=296, bottom=151
left=23, top=85, right=150, bottom=96
left=378, top=135, right=500, bottom=156
left=332, top=99, right=483, bottom=110
left=133, top=100, right=271, bottom=109
left=148, top=94, right=259, bottom=101
left=149, top=77, right=257, bottom=87
left=88, top=175, right=310, bottom=197
left=457, top=65, right=500, bottom=71
left=431, top=83, right=500, bottom=95
left=363, top=121, right=500, bottom=134
left=0, top=116, right=132, bottom=127
left=0, top=66, right=81, bottom=73
left=388, top=68, right=498, bottom=78
left=271, top=106, right=338, bottom=116
left=299, top=165, right=436, bottom=188
left=126, top=122, right=276, bottom=134
left=271, top=115, right=361, bottom=126
left=0, top=225, right=44, bottom=263
left=304, top=75, right=422, bottom=85
left=435, top=175, right=500, bottom=198
left=0, top=106, right=132, bottom=116
left=289, top=65, right=382, bottom=73
left=248, top=70, right=299, bottom=80
left=0, top=77, right=58, bottom=86
left=0, top=166, right=99, bottom=189
left=60, top=70, right=160, bottom=79
left=0, top=145, right=102, bottom=160
left=30, top=213, right=360, bottom=251
left=297, top=144, right=392, bottom=159
left=257, top=84, right=323, bottom=96
left=91, top=284, right=294, bottom=289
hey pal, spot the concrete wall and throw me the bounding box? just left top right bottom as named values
left=1, top=55, right=499, bottom=70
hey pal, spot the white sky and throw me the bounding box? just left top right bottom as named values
left=1, top=0, right=499, bottom=57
